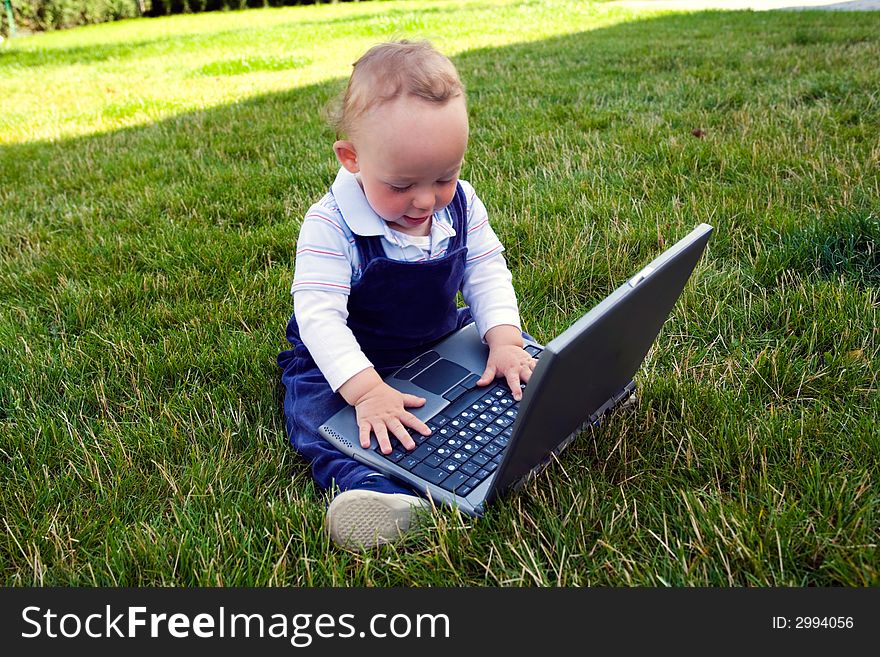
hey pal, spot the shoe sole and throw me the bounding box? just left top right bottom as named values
left=326, top=490, right=428, bottom=550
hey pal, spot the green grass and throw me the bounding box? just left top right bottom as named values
left=1, top=0, right=878, bottom=586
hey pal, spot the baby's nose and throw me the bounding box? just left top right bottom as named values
left=413, top=188, right=434, bottom=210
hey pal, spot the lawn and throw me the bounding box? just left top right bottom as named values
left=1, top=0, right=878, bottom=586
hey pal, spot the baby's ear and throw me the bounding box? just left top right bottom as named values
left=333, top=140, right=359, bottom=173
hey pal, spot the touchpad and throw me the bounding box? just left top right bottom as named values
left=411, top=359, right=469, bottom=395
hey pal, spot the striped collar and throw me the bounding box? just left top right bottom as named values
left=330, top=168, right=457, bottom=243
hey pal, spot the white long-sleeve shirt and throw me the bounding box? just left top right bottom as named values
left=292, top=168, right=521, bottom=392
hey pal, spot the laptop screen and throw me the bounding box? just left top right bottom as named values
left=488, top=224, right=712, bottom=498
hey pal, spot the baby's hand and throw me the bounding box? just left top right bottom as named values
left=477, top=343, right=536, bottom=401
left=353, top=381, right=431, bottom=454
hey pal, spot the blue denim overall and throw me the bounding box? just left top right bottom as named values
left=277, top=184, right=473, bottom=496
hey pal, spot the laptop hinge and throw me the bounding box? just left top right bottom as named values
left=589, top=380, right=637, bottom=425
left=614, top=380, right=637, bottom=406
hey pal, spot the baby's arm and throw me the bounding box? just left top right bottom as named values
left=293, top=208, right=429, bottom=454
left=464, top=257, right=536, bottom=399
left=458, top=181, right=535, bottom=398
left=296, top=291, right=430, bottom=455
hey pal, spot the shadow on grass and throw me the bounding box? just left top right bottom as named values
left=1, top=9, right=879, bottom=585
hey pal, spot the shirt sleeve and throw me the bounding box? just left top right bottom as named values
left=291, top=204, right=357, bottom=296
left=294, top=289, right=374, bottom=392
left=458, top=181, right=522, bottom=340
left=291, top=203, right=373, bottom=391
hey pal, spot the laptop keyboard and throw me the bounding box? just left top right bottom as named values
left=374, top=345, right=543, bottom=496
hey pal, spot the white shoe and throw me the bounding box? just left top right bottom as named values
left=326, top=489, right=429, bottom=550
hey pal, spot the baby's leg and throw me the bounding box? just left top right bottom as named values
left=280, top=359, right=427, bottom=549
left=281, top=364, right=415, bottom=495
left=297, top=427, right=415, bottom=497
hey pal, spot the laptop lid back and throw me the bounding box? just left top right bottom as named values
left=487, top=223, right=713, bottom=500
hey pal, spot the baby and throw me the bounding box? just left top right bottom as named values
left=278, top=40, right=535, bottom=549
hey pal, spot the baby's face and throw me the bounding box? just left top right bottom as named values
left=343, top=95, right=468, bottom=236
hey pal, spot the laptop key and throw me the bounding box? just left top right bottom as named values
left=400, top=456, right=421, bottom=471
left=483, top=443, right=502, bottom=457
left=412, top=432, right=431, bottom=445
left=428, top=433, right=449, bottom=447
left=411, top=443, right=435, bottom=461
left=461, top=462, right=480, bottom=476
left=439, top=471, right=471, bottom=493
left=466, top=476, right=484, bottom=488
left=424, top=453, right=447, bottom=468
left=413, top=463, right=449, bottom=485
left=378, top=448, right=405, bottom=462
left=472, top=452, right=491, bottom=466
left=443, top=388, right=486, bottom=418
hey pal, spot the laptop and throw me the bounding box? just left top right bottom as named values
left=320, top=223, right=713, bottom=516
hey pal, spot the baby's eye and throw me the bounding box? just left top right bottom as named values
left=388, top=184, right=412, bottom=193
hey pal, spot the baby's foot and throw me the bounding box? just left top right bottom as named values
left=326, top=489, right=430, bottom=550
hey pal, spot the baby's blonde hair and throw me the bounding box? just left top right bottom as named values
left=327, top=40, right=465, bottom=137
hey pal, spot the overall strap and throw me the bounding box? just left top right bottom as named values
left=445, top=182, right=469, bottom=251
